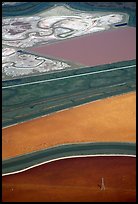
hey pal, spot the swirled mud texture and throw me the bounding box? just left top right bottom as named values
left=2, top=92, right=136, bottom=160
left=2, top=156, right=136, bottom=202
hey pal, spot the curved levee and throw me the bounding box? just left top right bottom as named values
left=2, top=142, right=136, bottom=176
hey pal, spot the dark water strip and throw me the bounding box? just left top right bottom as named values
left=2, top=3, right=136, bottom=26
left=2, top=64, right=136, bottom=127
left=2, top=142, right=136, bottom=175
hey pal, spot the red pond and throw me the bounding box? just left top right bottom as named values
left=28, top=27, right=136, bottom=67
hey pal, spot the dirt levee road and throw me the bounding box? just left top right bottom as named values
left=2, top=92, right=136, bottom=159
left=2, top=156, right=136, bottom=202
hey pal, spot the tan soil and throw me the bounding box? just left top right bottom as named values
left=2, top=156, right=136, bottom=202
left=2, top=92, right=136, bottom=160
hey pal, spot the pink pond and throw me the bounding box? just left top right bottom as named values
left=28, top=27, right=136, bottom=67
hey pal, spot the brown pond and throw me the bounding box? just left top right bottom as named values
left=2, top=156, right=136, bottom=202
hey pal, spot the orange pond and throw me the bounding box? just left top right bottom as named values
left=2, top=92, right=136, bottom=159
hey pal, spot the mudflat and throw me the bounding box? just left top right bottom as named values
left=2, top=156, right=136, bottom=202
left=2, top=92, right=136, bottom=159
